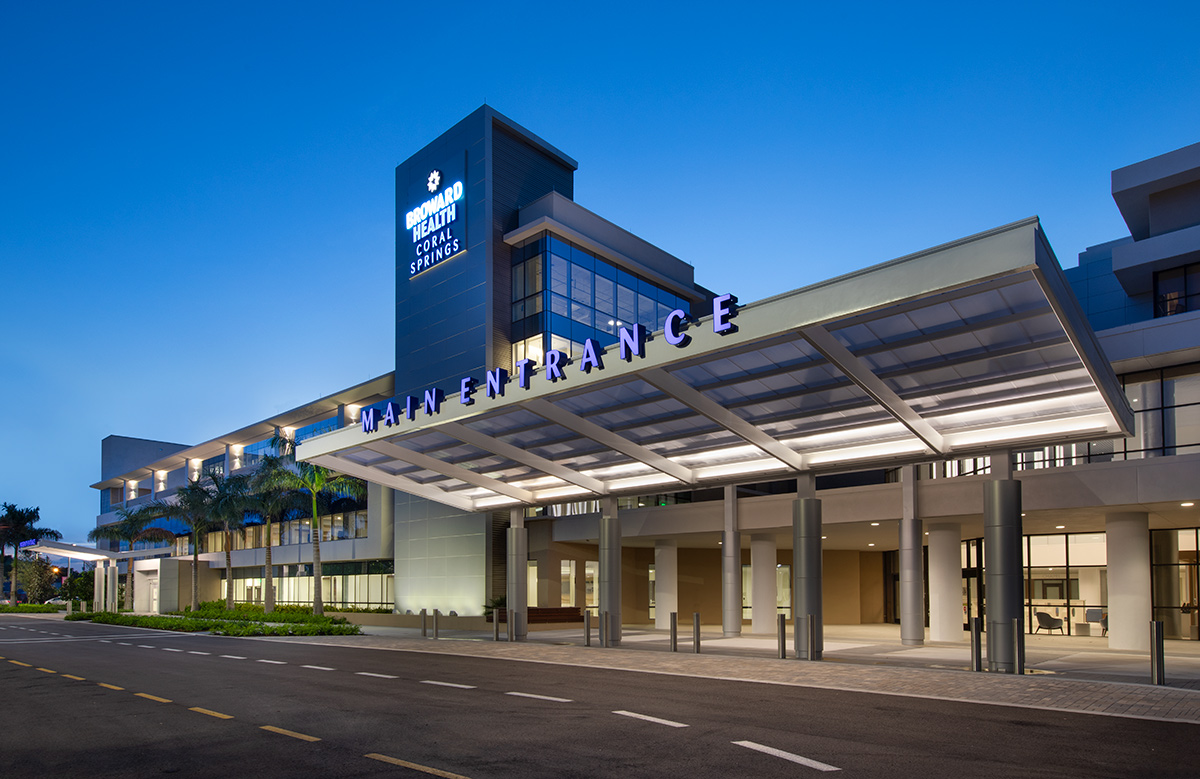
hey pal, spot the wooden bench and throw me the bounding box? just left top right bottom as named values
left=488, top=607, right=584, bottom=624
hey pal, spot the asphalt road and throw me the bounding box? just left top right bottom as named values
left=1, top=615, right=1194, bottom=778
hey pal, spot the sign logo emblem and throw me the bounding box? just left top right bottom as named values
left=427, top=170, right=442, bottom=193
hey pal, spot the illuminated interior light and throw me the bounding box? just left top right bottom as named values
left=672, top=444, right=762, bottom=465
left=607, top=473, right=681, bottom=491
left=944, top=415, right=1111, bottom=448
left=807, top=439, right=927, bottom=465
left=1182, top=502, right=1195, bottom=508
left=1055, top=525, right=1065, bottom=529
left=533, top=485, right=591, bottom=501
left=583, top=462, right=653, bottom=479
left=510, top=475, right=568, bottom=490
left=784, top=423, right=908, bottom=451
left=929, top=391, right=1107, bottom=428
left=473, top=495, right=523, bottom=509
left=694, top=458, right=789, bottom=480
left=868, top=543, right=875, bottom=547
left=870, top=522, right=879, bottom=526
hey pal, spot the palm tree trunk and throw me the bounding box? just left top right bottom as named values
left=10, top=546, right=19, bottom=605
left=191, top=534, right=200, bottom=612
left=311, top=495, right=323, bottom=617
left=264, top=519, right=274, bottom=613
left=225, top=531, right=234, bottom=610
left=126, top=558, right=134, bottom=611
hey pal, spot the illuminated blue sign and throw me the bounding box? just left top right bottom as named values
left=18, top=539, right=37, bottom=548
left=407, top=168, right=466, bottom=277
left=362, top=294, right=739, bottom=434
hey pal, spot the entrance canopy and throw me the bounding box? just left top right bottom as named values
left=298, top=218, right=1133, bottom=512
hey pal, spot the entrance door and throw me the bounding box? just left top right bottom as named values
left=148, top=577, right=159, bottom=614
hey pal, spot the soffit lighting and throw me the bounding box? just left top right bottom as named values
left=944, top=415, right=1111, bottom=449
left=870, top=522, right=880, bottom=526
left=1056, top=525, right=1065, bottom=529
left=1183, top=502, right=1195, bottom=508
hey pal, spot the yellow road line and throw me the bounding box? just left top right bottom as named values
left=136, top=693, right=172, bottom=703
left=98, top=683, right=124, bottom=691
left=62, top=675, right=86, bottom=681
left=260, top=725, right=320, bottom=742
left=189, top=707, right=233, bottom=720
left=364, top=753, right=472, bottom=779
left=8, top=660, right=31, bottom=667
left=36, top=668, right=56, bottom=673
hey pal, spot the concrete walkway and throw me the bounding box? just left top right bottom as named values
left=257, top=621, right=1200, bottom=725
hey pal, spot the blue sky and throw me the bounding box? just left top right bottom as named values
left=2, top=1, right=1199, bottom=543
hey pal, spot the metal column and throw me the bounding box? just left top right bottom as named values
left=506, top=508, right=528, bottom=641
left=599, top=497, right=622, bottom=646
left=750, top=534, right=777, bottom=635
left=792, top=497, right=823, bottom=660
left=654, top=540, right=678, bottom=631
left=984, top=478, right=1022, bottom=672
left=928, top=523, right=963, bottom=642
left=722, top=485, right=741, bottom=637
left=899, top=466, right=924, bottom=646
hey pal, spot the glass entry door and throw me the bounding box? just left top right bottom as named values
left=963, top=538, right=984, bottom=630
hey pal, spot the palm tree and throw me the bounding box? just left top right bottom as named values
left=247, top=455, right=305, bottom=613
left=207, top=471, right=251, bottom=610
left=148, top=478, right=215, bottom=612
left=266, top=435, right=365, bottom=616
left=86, top=505, right=176, bottom=611
left=0, top=503, right=61, bottom=604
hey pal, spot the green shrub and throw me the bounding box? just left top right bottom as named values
left=66, top=610, right=360, bottom=636
left=0, top=604, right=61, bottom=614
left=210, top=622, right=361, bottom=637
left=64, top=611, right=96, bottom=621
left=169, top=605, right=349, bottom=625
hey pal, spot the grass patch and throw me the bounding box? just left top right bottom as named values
left=66, top=610, right=361, bottom=636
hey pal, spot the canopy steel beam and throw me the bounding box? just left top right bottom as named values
left=438, top=421, right=607, bottom=495
left=308, top=454, right=476, bottom=512
left=800, top=324, right=945, bottom=454
left=641, top=367, right=808, bottom=471
left=361, top=440, right=535, bottom=504
left=525, top=398, right=695, bottom=484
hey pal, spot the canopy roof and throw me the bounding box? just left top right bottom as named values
left=298, top=218, right=1133, bottom=513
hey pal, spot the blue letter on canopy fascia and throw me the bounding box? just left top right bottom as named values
left=405, top=395, right=419, bottom=421
left=382, top=401, right=400, bottom=427
left=544, top=349, right=567, bottom=382
left=423, top=388, right=444, bottom=416
left=664, top=309, right=691, bottom=347
left=516, top=358, right=536, bottom=389
left=618, top=323, right=646, bottom=361
left=713, top=293, right=739, bottom=335
left=460, top=376, right=477, bottom=406
left=486, top=368, right=509, bottom=398
left=362, top=407, right=379, bottom=433
left=579, top=338, right=604, bottom=373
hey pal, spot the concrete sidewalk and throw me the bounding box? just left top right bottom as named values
left=258, top=621, right=1200, bottom=725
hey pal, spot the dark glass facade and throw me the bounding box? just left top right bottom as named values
left=510, top=231, right=694, bottom=364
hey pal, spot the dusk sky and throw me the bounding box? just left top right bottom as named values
left=2, top=2, right=1199, bottom=544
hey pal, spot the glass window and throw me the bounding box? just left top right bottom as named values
left=1068, top=534, right=1106, bottom=565
left=593, top=259, right=616, bottom=281
left=1029, top=534, right=1066, bottom=567
left=594, top=276, right=615, bottom=316
left=550, top=253, right=570, bottom=297
left=526, top=255, right=543, bottom=295
left=570, top=301, right=593, bottom=327
left=550, top=293, right=569, bottom=317
left=1166, top=405, right=1200, bottom=452
left=570, top=264, right=593, bottom=305
left=570, top=244, right=594, bottom=270
left=548, top=235, right=572, bottom=258
left=638, top=293, right=656, bottom=325
left=617, top=285, right=637, bottom=323
left=1125, top=371, right=1162, bottom=410
left=1164, top=365, right=1200, bottom=407
left=512, top=262, right=525, bottom=300
left=1156, top=267, right=1187, bottom=316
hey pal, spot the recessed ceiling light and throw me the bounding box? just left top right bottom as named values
left=1183, top=502, right=1195, bottom=508
left=868, top=543, right=875, bottom=547
left=870, top=522, right=880, bottom=526
left=1021, top=513, right=1026, bottom=517
left=1056, top=525, right=1065, bottom=529
left=821, top=536, right=827, bottom=540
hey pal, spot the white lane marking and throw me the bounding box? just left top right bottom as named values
left=188, top=651, right=210, bottom=655
left=220, top=655, right=246, bottom=660
left=100, top=640, right=111, bottom=643
left=257, top=659, right=286, bottom=665
left=506, top=692, right=573, bottom=703
left=163, top=648, right=184, bottom=653
left=733, top=741, right=841, bottom=772
left=612, top=710, right=688, bottom=728
left=119, top=642, right=132, bottom=646
left=420, top=680, right=476, bottom=689
left=356, top=672, right=399, bottom=679
left=302, top=665, right=335, bottom=671
left=138, top=645, right=156, bottom=649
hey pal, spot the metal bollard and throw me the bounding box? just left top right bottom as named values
left=804, top=613, right=817, bottom=662
left=778, top=613, right=787, bottom=659
left=433, top=609, right=439, bottom=639
left=493, top=610, right=500, bottom=641
left=1012, top=617, right=1024, bottom=675
left=692, top=612, right=701, bottom=654
left=1151, top=620, right=1165, bottom=686
left=67, top=600, right=73, bottom=615
left=669, top=611, right=678, bottom=652
left=506, top=609, right=514, bottom=642
left=421, top=608, right=427, bottom=638
left=970, top=617, right=983, bottom=672
left=601, top=611, right=610, bottom=648
left=584, top=611, right=591, bottom=647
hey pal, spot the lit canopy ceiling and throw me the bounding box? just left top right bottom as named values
left=299, top=218, right=1133, bottom=513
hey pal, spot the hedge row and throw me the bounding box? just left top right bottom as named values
left=63, top=611, right=361, bottom=636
